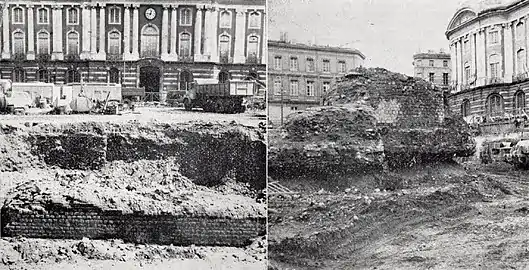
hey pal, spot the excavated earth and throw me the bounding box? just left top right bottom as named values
left=0, top=119, right=266, bottom=269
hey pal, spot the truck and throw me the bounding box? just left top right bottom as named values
left=0, top=79, right=33, bottom=114
left=182, top=80, right=256, bottom=114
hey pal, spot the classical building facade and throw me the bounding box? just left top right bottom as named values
left=268, top=39, right=365, bottom=125
left=446, top=0, right=529, bottom=122
left=413, top=50, right=451, bottom=91
left=0, top=0, right=266, bottom=101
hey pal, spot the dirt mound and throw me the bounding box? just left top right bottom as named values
left=268, top=105, right=385, bottom=178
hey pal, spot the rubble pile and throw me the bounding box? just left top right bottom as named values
left=268, top=105, right=385, bottom=178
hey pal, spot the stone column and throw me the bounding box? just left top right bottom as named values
left=471, top=32, right=477, bottom=84
left=81, top=4, right=91, bottom=59
left=193, top=6, right=203, bottom=61
left=90, top=4, right=97, bottom=57
left=27, top=5, right=35, bottom=60
left=450, top=42, right=457, bottom=90
left=161, top=5, right=169, bottom=60
left=131, top=4, right=139, bottom=59
left=233, top=8, right=247, bottom=63
left=458, top=38, right=464, bottom=91
left=207, top=6, right=219, bottom=62
left=96, top=4, right=106, bottom=60
left=169, top=5, right=178, bottom=60
left=476, top=28, right=486, bottom=87
left=52, top=4, right=64, bottom=60
left=203, top=5, right=214, bottom=60
left=123, top=4, right=131, bottom=59
left=1, top=4, right=10, bottom=59
left=504, top=22, right=514, bottom=83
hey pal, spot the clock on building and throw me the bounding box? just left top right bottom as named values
left=145, top=8, right=156, bottom=20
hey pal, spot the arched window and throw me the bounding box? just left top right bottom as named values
left=220, top=10, right=231, bottom=28
left=461, top=99, right=470, bottom=117
left=247, top=35, right=259, bottom=62
left=109, top=68, right=120, bottom=84
left=109, top=6, right=121, bottom=24
left=180, top=8, right=192, bottom=26
left=248, top=12, right=261, bottom=29
left=218, top=71, right=230, bottom=83
left=517, top=49, right=527, bottom=75
left=179, top=70, right=193, bottom=90
left=487, top=94, right=504, bottom=116
left=12, top=7, right=24, bottom=24
left=514, top=90, right=526, bottom=114
left=67, top=7, right=79, bottom=25
left=179, top=32, right=191, bottom=57
left=12, top=31, right=25, bottom=55
left=108, top=31, right=121, bottom=55
left=141, top=25, right=159, bottom=58
left=37, top=31, right=50, bottom=55
left=38, top=69, right=48, bottom=83
left=12, top=68, right=25, bottom=82
left=66, top=69, right=80, bottom=83
left=37, top=8, right=49, bottom=24
left=219, top=34, right=230, bottom=63
left=66, top=31, right=79, bottom=55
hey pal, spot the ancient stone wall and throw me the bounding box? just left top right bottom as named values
left=1, top=203, right=265, bottom=247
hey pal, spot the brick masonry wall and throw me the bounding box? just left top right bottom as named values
left=1, top=203, right=265, bottom=247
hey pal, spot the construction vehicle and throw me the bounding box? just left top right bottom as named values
left=182, top=80, right=256, bottom=113
left=64, top=83, right=122, bottom=114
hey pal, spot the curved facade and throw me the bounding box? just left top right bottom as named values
left=446, top=0, right=529, bottom=122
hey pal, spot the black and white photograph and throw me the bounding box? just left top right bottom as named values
left=268, top=0, right=529, bottom=269
left=0, top=0, right=267, bottom=269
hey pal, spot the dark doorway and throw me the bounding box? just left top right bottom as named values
left=140, top=66, right=161, bottom=101
left=179, top=70, right=193, bottom=90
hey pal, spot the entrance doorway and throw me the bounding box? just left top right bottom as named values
left=140, top=66, right=161, bottom=101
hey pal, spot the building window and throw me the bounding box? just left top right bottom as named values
left=290, top=57, right=298, bottom=71
left=488, top=94, right=504, bottom=116
left=322, top=82, right=330, bottom=93
left=274, top=77, right=282, bottom=95
left=66, top=69, right=80, bottom=83
left=306, top=81, right=315, bottom=96
left=338, top=61, right=346, bottom=73
left=67, top=8, right=79, bottom=25
left=465, top=65, right=471, bottom=83
left=443, top=73, right=449, bottom=85
left=289, top=80, right=299, bottom=96
left=179, top=32, right=191, bottom=57
left=428, top=73, right=434, bottom=82
left=247, top=35, right=259, bottom=62
left=38, top=69, right=48, bottom=83
left=322, top=59, right=330, bottom=72
left=109, top=6, right=121, bottom=24
left=37, top=31, right=50, bottom=55
left=517, top=49, right=527, bottom=75
left=514, top=90, right=526, bottom=114
left=306, top=58, right=315, bottom=72
left=220, top=10, right=231, bottom=28
left=218, top=71, right=230, bottom=83
left=274, top=56, right=282, bottom=70
left=429, top=60, right=434, bottom=67
left=109, top=68, right=120, bottom=84
left=12, top=7, right=24, bottom=24
left=141, top=25, right=160, bottom=58
left=180, top=8, right=192, bottom=26
left=461, top=99, right=470, bottom=117
left=490, top=62, right=499, bottom=79
left=443, top=60, right=448, bottom=67
left=37, top=8, right=49, bottom=24
left=12, top=31, right=25, bottom=55
left=108, top=31, right=121, bottom=55
left=12, top=68, right=25, bottom=82
left=219, top=34, right=231, bottom=62
left=249, top=11, right=261, bottom=29
left=66, top=31, right=79, bottom=55
left=490, top=31, right=499, bottom=44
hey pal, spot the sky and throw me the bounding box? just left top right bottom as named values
left=268, top=0, right=463, bottom=76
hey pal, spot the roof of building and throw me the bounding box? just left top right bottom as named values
left=268, top=40, right=366, bottom=59
left=457, top=0, right=522, bottom=14
left=413, top=52, right=451, bottom=60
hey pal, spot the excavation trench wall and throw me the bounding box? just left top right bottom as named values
left=1, top=204, right=265, bottom=247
